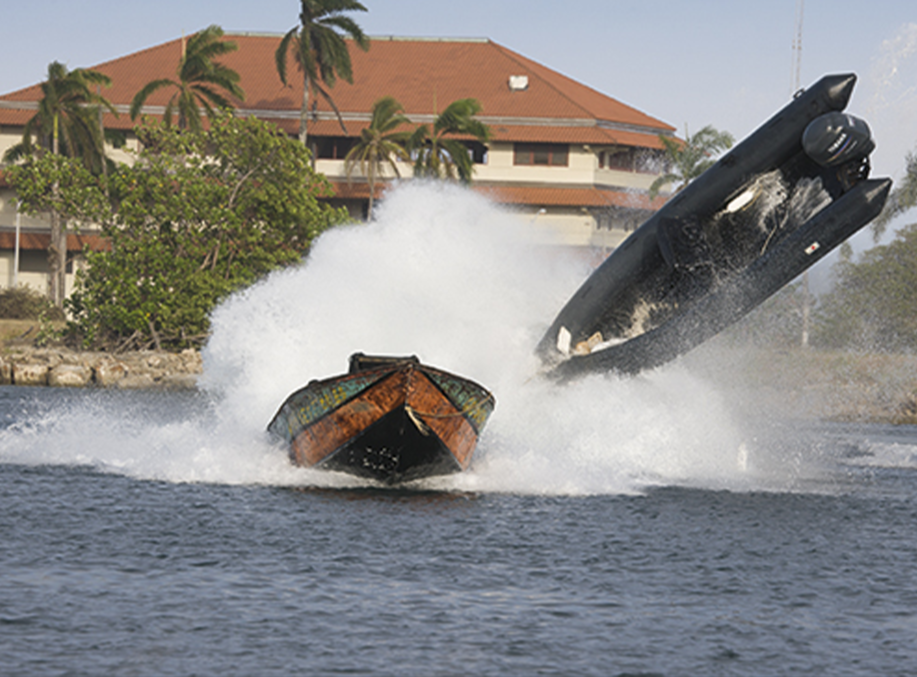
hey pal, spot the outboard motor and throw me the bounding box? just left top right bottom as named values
left=803, top=112, right=874, bottom=190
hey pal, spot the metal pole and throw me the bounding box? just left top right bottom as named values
left=793, top=0, right=811, bottom=347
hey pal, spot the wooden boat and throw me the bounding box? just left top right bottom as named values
left=267, top=353, right=495, bottom=484
left=537, top=73, right=891, bottom=380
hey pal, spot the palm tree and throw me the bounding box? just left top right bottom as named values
left=343, top=96, right=411, bottom=220
left=274, top=0, right=370, bottom=146
left=648, top=125, right=734, bottom=200
left=3, top=61, right=115, bottom=170
left=408, top=98, right=491, bottom=183
left=130, top=25, right=244, bottom=132
left=3, top=61, right=116, bottom=306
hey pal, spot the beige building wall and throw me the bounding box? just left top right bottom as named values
left=1, top=245, right=84, bottom=297
left=318, top=140, right=669, bottom=250
left=1, top=122, right=668, bottom=297
left=1, top=250, right=50, bottom=293
left=0, top=127, right=128, bottom=296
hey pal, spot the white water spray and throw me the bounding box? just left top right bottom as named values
left=864, top=22, right=917, bottom=180
left=3, top=183, right=762, bottom=494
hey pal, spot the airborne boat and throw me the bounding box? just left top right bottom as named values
left=537, top=73, right=891, bottom=380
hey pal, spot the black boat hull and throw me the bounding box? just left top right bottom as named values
left=551, top=178, right=892, bottom=380
left=537, top=73, right=891, bottom=378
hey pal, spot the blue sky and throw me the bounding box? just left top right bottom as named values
left=2, top=1, right=915, bottom=180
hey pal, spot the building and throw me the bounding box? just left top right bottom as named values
left=0, top=32, right=676, bottom=296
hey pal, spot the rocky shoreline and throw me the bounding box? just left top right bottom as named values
left=0, top=346, right=202, bottom=389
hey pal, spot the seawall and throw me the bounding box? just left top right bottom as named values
left=0, top=346, right=202, bottom=389
left=1, top=319, right=202, bottom=389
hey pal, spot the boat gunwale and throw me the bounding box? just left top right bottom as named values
left=268, top=360, right=495, bottom=442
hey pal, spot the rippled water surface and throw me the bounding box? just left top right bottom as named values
left=3, top=386, right=917, bottom=676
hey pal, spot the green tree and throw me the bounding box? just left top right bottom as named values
left=130, top=25, right=244, bottom=132
left=813, top=224, right=917, bottom=352
left=275, top=0, right=370, bottom=146
left=408, top=98, right=491, bottom=183
left=66, top=114, right=348, bottom=351
left=648, top=125, right=734, bottom=200
left=871, top=149, right=917, bottom=241
left=2, top=61, right=115, bottom=169
left=3, top=61, right=115, bottom=306
left=6, top=152, right=111, bottom=226
left=343, top=96, right=411, bottom=220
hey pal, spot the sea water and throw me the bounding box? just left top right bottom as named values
left=2, top=183, right=917, bottom=675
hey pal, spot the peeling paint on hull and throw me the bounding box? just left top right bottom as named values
left=267, top=354, right=495, bottom=484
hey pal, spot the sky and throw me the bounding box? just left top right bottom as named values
left=2, top=0, right=916, bottom=240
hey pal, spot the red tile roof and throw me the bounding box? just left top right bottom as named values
left=330, top=180, right=666, bottom=210
left=0, top=33, right=674, bottom=148
left=0, top=230, right=110, bottom=252
left=474, top=184, right=667, bottom=210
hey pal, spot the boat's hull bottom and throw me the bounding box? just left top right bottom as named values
left=314, top=405, right=463, bottom=484
left=548, top=177, right=892, bottom=380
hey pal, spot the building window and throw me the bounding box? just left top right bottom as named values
left=467, top=141, right=488, bottom=164
left=635, top=148, right=666, bottom=174
left=513, top=143, right=568, bottom=166
left=603, top=147, right=667, bottom=174
left=313, top=136, right=355, bottom=159
left=605, top=147, right=635, bottom=171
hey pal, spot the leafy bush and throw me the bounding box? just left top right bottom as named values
left=0, top=287, right=65, bottom=321
left=62, top=114, right=348, bottom=351
left=814, top=223, right=917, bottom=352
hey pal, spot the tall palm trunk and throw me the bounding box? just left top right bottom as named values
left=367, top=168, right=376, bottom=221
left=49, top=113, right=67, bottom=308
left=299, top=72, right=311, bottom=146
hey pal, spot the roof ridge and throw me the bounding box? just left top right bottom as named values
left=85, top=27, right=255, bottom=76
left=80, top=34, right=185, bottom=75
left=366, top=35, right=489, bottom=43
left=1, top=32, right=675, bottom=138
left=487, top=41, right=596, bottom=121
left=223, top=33, right=491, bottom=43
left=489, top=40, right=673, bottom=132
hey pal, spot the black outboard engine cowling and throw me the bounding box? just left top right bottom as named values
left=803, top=112, right=875, bottom=167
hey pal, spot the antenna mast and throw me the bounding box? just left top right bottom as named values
left=792, top=0, right=804, bottom=93
left=793, top=0, right=811, bottom=347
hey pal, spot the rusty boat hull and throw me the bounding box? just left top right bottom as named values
left=267, top=354, right=495, bottom=484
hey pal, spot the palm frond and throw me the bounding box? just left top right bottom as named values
left=132, top=24, right=243, bottom=131
left=312, top=80, right=347, bottom=133
left=279, top=1, right=370, bottom=145
left=191, top=84, right=235, bottom=112
left=274, top=28, right=298, bottom=86
left=130, top=79, right=177, bottom=119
